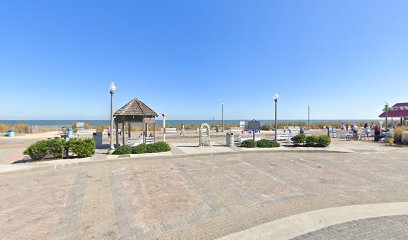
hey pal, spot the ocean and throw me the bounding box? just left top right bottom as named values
left=0, top=119, right=380, bottom=127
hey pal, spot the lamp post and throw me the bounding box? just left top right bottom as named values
left=385, top=101, right=389, bottom=130
left=307, top=105, right=311, bottom=130
left=109, top=82, right=116, bottom=152
left=222, top=102, right=224, bottom=132
left=273, top=93, right=279, bottom=141
left=162, top=112, right=166, bottom=142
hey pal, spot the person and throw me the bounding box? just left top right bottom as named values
left=108, top=127, right=112, bottom=140
left=364, top=123, right=368, bottom=130
left=326, top=126, right=330, bottom=137
left=374, top=124, right=380, bottom=141
left=299, top=125, right=305, bottom=134
left=352, top=124, right=358, bottom=141
left=346, top=124, right=349, bottom=132
left=180, top=123, right=186, bottom=136
left=341, top=123, right=345, bottom=131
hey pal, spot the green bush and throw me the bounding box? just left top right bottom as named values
left=132, top=143, right=148, bottom=154
left=305, top=135, right=319, bottom=146
left=69, top=138, right=96, bottom=157
left=23, top=140, right=49, bottom=160
left=146, top=141, right=171, bottom=153
left=256, top=139, right=280, bottom=148
left=113, top=145, right=133, bottom=155
left=291, top=134, right=307, bottom=145
left=317, top=135, right=331, bottom=147
left=241, top=139, right=256, bottom=148
left=47, top=139, right=66, bottom=158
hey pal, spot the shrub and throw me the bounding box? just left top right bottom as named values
left=241, top=139, right=256, bottom=148
left=256, top=139, right=280, bottom=148
left=113, top=145, right=133, bottom=155
left=317, top=135, right=331, bottom=147
left=394, top=127, right=408, bottom=144
left=261, top=124, right=272, bottom=131
left=47, top=139, right=67, bottom=158
left=291, top=134, right=307, bottom=145
left=69, top=138, right=96, bottom=157
left=146, top=142, right=171, bottom=153
left=305, top=135, right=319, bottom=146
left=153, top=141, right=171, bottom=152
left=23, top=140, right=49, bottom=160
left=132, top=143, right=148, bottom=154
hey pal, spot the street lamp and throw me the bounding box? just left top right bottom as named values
left=307, top=105, right=311, bottom=130
left=273, top=93, right=279, bottom=141
left=109, top=82, right=116, bottom=152
left=222, top=102, right=224, bottom=132
left=385, top=101, right=389, bottom=130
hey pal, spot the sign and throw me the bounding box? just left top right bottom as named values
left=247, top=120, right=261, bottom=130
left=240, top=121, right=246, bottom=128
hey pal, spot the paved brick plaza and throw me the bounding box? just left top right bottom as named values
left=1, top=150, right=408, bottom=239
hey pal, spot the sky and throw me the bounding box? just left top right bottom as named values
left=1, top=0, right=407, bottom=120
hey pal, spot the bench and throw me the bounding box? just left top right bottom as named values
left=161, top=128, right=177, bottom=133
left=127, top=137, right=155, bottom=146
left=76, top=129, right=96, bottom=135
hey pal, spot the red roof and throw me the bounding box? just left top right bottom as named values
left=379, top=102, right=408, bottom=118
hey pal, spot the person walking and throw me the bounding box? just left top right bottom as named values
left=300, top=125, right=305, bottom=134
left=352, top=124, right=358, bottom=141
left=374, top=124, right=380, bottom=141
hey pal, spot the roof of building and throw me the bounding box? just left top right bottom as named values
left=114, top=98, right=158, bottom=117
left=379, top=102, right=408, bottom=118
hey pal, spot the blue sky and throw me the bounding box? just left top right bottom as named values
left=1, top=0, right=407, bottom=120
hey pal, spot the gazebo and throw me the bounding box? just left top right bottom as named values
left=379, top=102, right=408, bottom=125
left=114, top=98, right=158, bottom=145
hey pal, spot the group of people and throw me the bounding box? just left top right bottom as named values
left=340, top=122, right=382, bottom=141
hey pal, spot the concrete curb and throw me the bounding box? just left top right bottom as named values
left=217, top=202, right=408, bottom=240
left=0, top=148, right=352, bottom=174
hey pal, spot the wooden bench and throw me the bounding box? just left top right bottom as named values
left=161, top=128, right=177, bottom=133
left=76, top=129, right=96, bottom=135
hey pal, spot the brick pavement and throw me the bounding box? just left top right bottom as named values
left=1, top=151, right=408, bottom=239
left=292, top=215, right=408, bottom=240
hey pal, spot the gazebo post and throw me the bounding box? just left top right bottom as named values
left=122, top=117, right=125, bottom=145
left=143, top=122, right=146, bottom=144
left=115, top=121, right=119, bottom=145
left=128, top=121, right=131, bottom=138
left=154, top=123, right=156, bottom=143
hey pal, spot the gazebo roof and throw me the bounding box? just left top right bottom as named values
left=114, top=98, right=158, bottom=117
left=379, top=102, right=408, bottom=118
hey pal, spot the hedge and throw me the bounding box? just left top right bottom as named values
left=291, top=134, right=331, bottom=147
left=23, top=138, right=96, bottom=160
left=241, top=139, right=256, bottom=148
left=256, top=139, right=280, bottom=148
left=240, top=139, right=280, bottom=148
left=113, top=142, right=171, bottom=155
left=291, top=134, right=307, bottom=145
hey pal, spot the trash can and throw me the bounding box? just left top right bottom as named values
left=226, top=132, right=234, bottom=146
left=93, top=132, right=103, bottom=148
left=7, top=130, right=15, bottom=137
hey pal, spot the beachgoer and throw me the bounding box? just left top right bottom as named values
left=326, top=126, right=330, bottom=137
left=352, top=124, right=358, bottom=140
left=346, top=124, right=349, bottom=132
left=374, top=124, right=380, bottom=141
left=341, top=123, right=345, bottom=131
left=299, top=125, right=305, bottom=134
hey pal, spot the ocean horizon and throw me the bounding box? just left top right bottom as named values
left=0, top=119, right=382, bottom=127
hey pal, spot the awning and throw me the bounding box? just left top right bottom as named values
left=379, top=102, right=408, bottom=118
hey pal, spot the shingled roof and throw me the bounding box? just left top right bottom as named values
left=114, top=98, right=158, bottom=117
